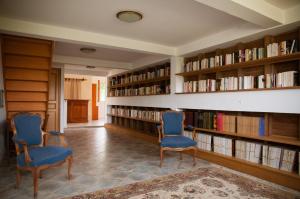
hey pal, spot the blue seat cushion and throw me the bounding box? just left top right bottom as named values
left=17, top=146, right=72, bottom=167
left=161, top=136, right=197, bottom=148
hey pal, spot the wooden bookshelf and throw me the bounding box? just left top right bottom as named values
left=178, top=28, right=300, bottom=94
left=108, top=105, right=169, bottom=135
left=194, top=149, right=300, bottom=191
left=107, top=62, right=171, bottom=97
left=181, top=108, right=300, bottom=190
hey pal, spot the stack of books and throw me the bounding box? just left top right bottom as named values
left=196, top=133, right=212, bottom=151
left=275, top=71, right=298, bottom=88
left=262, top=146, right=296, bottom=172
left=267, top=39, right=297, bottom=57
left=219, top=76, right=238, bottom=91
left=266, top=71, right=298, bottom=88
left=237, top=115, right=265, bottom=136
left=216, top=113, right=236, bottom=133
left=183, top=81, right=198, bottom=93
left=213, top=136, right=233, bottom=156
left=184, top=60, right=200, bottom=72
left=198, top=79, right=216, bottom=92
left=235, top=140, right=262, bottom=163
left=238, top=75, right=265, bottom=90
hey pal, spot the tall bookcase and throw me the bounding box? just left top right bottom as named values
left=108, top=62, right=170, bottom=97
left=177, top=28, right=300, bottom=94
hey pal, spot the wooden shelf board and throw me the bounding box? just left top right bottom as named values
left=109, top=76, right=170, bottom=89
left=175, top=86, right=300, bottom=94
left=108, top=93, right=170, bottom=98
left=195, top=128, right=300, bottom=146
left=177, top=52, right=300, bottom=77
left=107, top=114, right=160, bottom=124
left=3, top=52, right=52, bottom=59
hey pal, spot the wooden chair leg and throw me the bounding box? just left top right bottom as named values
left=39, top=171, right=42, bottom=179
left=32, top=168, right=39, bottom=198
left=180, top=152, right=183, bottom=160
left=16, top=168, right=21, bottom=188
left=67, top=156, right=73, bottom=180
left=160, top=148, right=163, bottom=167
left=193, top=148, right=196, bottom=166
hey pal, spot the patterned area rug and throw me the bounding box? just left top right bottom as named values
left=66, top=167, right=299, bottom=199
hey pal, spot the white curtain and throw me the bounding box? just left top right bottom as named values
left=64, top=79, right=82, bottom=99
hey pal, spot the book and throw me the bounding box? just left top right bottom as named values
left=280, top=149, right=296, bottom=172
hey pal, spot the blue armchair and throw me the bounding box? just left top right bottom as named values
left=11, top=113, right=73, bottom=198
left=158, top=111, right=197, bottom=167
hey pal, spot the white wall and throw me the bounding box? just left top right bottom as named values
left=0, top=39, right=7, bottom=163
left=107, top=56, right=300, bottom=114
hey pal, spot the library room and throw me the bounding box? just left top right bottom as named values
left=0, top=0, right=300, bottom=198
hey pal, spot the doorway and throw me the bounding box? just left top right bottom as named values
left=63, top=74, right=107, bottom=128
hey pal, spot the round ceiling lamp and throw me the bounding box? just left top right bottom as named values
left=116, top=10, right=143, bottom=23
left=80, top=47, right=96, bottom=53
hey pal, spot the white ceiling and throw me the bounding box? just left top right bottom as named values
left=0, top=0, right=249, bottom=46
left=54, top=41, right=152, bottom=63
left=264, top=0, right=300, bottom=9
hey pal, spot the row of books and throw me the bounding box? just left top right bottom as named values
left=110, top=107, right=163, bottom=122
left=110, top=67, right=170, bottom=86
left=266, top=40, right=297, bottom=57
left=138, top=85, right=170, bottom=96
left=219, top=76, right=238, bottom=91
left=237, top=116, right=265, bottom=136
left=238, top=75, right=264, bottom=90
left=216, top=113, right=236, bottom=133
left=109, top=85, right=170, bottom=97
left=266, top=71, right=298, bottom=88
left=262, top=145, right=296, bottom=172
left=183, top=131, right=299, bottom=174
left=236, top=140, right=297, bottom=172
left=182, top=70, right=298, bottom=93
left=184, top=111, right=265, bottom=137
left=183, top=39, right=298, bottom=72
left=185, top=111, right=216, bottom=130
left=184, top=47, right=266, bottom=72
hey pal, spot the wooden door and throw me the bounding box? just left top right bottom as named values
left=92, top=84, right=98, bottom=120
left=47, top=68, right=60, bottom=131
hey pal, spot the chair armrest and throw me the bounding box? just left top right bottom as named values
left=43, top=131, right=68, bottom=147
left=157, top=125, right=162, bottom=143
left=185, top=125, right=197, bottom=141
left=13, top=137, right=32, bottom=164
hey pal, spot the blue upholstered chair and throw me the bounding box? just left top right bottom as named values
left=11, top=113, right=73, bottom=198
left=158, top=111, right=197, bottom=167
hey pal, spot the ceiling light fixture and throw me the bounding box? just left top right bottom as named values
left=116, top=10, right=143, bottom=23
left=80, top=47, right=96, bottom=53
left=86, top=65, right=96, bottom=69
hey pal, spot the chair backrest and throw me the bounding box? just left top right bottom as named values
left=162, top=111, right=184, bottom=135
left=12, top=113, right=42, bottom=146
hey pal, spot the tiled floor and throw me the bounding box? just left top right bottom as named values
left=0, top=126, right=298, bottom=199
left=0, top=126, right=211, bottom=199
